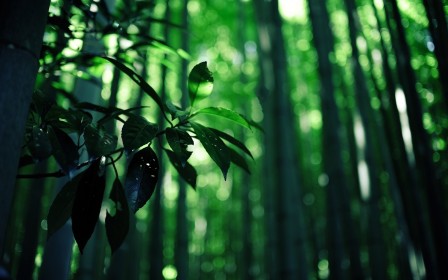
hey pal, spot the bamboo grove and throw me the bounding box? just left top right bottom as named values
left=0, top=0, right=447, bottom=279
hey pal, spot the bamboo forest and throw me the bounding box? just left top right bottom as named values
left=1, top=0, right=448, bottom=279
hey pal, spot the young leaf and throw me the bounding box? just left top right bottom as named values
left=106, top=178, right=130, bottom=253
left=208, top=128, right=253, bottom=159
left=125, top=146, right=159, bottom=213
left=71, top=159, right=106, bottom=253
left=102, top=57, right=165, bottom=114
left=190, top=122, right=230, bottom=179
left=121, top=115, right=158, bottom=152
left=188, top=62, right=214, bottom=106
left=28, top=126, right=52, bottom=161
left=47, top=173, right=82, bottom=239
left=165, top=127, right=193, bottom=166
left=84, top=124, right=118, bottom=157
left=165, top=149, right=197, bottom=189
left=190, top=107, right=251, bottom=129
left=48, top=126, right=79, bottom=172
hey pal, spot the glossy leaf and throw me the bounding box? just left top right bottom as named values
left=190, top=122, right=230, bottom=179
left=165, top=149, right=197, bottom=189
left=106, top=177, right=130, bottom=253
left=121, top=115, right=158, bottom=152
left=190, top=107, right=251, bottom=129
left=166, top=127, right=193, bottom=166
left=48, top=126, right=78, bottom=172
left=102, top=57, right=165, bottom=114
left=47, top=173, right=82, bottom=239
left=71, top=159, right=106, bottom=253
left=84, top=124, right=117, bottom=157
left=28, top=126, right=52, bottom=161
left=208, top=128, right=253, bottom=159
left=125, top=146, right=159, bottom=213
left=188, top=62, right=214, bottom=106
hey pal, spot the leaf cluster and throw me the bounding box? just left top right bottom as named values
left=20, top=60, right=256, bottom=253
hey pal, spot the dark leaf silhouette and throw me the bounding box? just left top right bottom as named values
left=47, top=126, right=78, bottom=172
left=71, top=159, right=106, bottom=253
left=106, top=177, right=130, bottom=253
left=165, top=149, right=197, bottom=189
left=28, top=126, right=52, bottom=161
left=47, top=173, right=83, bottom=239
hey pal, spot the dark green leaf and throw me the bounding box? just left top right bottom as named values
left=165, top=149, right=197, bottom=189
left=31, top=90, right=54, bottom=118
left=97, top=105, right=150, bottom=125
left=228, top=147, right=251, bottom=174
left=125, top=146, right=159, bottom=213
left=165, top=101, right=188, bottom=121
left=106, top=178, right=130, bottom=253
left=75, top=102, right=113, bottom=114
left=48, top=126, right=79, bottom=172
left=72, top=159, right=106, bottom=253
left=121, top=115, right=158, bottom=152
left=190, top=107, right=251, bottom=129
left=47, top=173, right=82, bottom=239
left=84, top=124, right=117, bottom=157
left=188, top=62, right=214, bottom=106
left=28, top=126, right=52, bottom=161
left=102, top=57, right=165, bottom=114
left=190, top=122, right=230, bottom=179
left=166, top=127, right=193, bottom=166
left=46, top=106, right=92, bottom=134
left=208, top=128, right=253, bottom=159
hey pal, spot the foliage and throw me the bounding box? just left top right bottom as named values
left=17, top=0, right=255, bottom=254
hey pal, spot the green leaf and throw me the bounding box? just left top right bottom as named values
left=188, top=62, right=214, bottom=106
left=190, top=122, right=230, bottom=179
left=208, top=128, right=253, bottom=159
left=165, top=127, right=193, bottom=166
left=47, top=173, right=82, bottom=239
left=106, top=177, right=130, bottom=253
left=48, top=126, right=79, bottom=172
left=165, top=149, right=197, bottom=189
left=121, top=115, right=158, bottom=152
left=71, top=159, right=106, bottom=253
left=84, top=124, right=118, bottom=157
left=125, top=146, right=159, bottom=213
left=190, top=107, right=251, bottom=129
left=28, top=126, right=52, bottom=161
left=228, top=147, right=251, bottom=174
left=102, top=57, right=165, bottom=114
left=165, top=101, right=188, bottom=121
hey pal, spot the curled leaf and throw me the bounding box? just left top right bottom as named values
left=188, top=62, right=214, bottom=106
